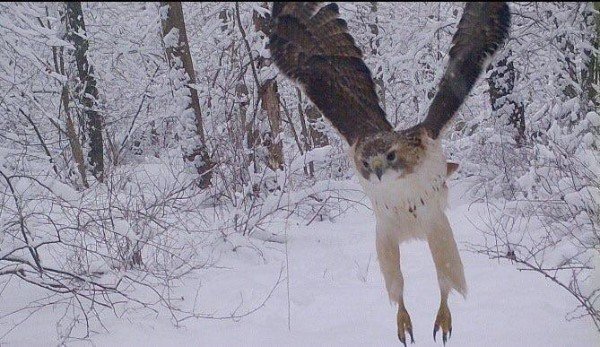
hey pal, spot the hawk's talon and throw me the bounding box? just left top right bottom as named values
left=397, top=331, right=414, bottom=347
left=397, top=307, right=414, bottom=346
left=433, top=303, right=452, bottom=344
left=398, top=334, right=407, bottom=347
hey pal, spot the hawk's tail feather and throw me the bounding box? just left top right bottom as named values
left=451, top=269, right=468, bottom=299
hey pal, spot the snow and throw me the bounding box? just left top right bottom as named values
left=587, top=112, right=600, bottom=127
left=2, top=181, right=597, bottom=346
left=0, top=2, right=598, bottom=346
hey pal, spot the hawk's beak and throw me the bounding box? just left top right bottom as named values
left=372, top=159, right=384, bottom=181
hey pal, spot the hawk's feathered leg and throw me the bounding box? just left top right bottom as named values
left=375, top=229, right=413, bottom=345
left=427, top=213, right=467, bottom=343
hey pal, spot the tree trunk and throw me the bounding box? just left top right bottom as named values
left=62, top=86, right=89, bottom=189
left=233, top=3, right=259, bottom=182
left=487, top=49, right=526, bottom=146
left=253, top=3, right=284, bottom=171
left=160, top=2, right=212, bottom=188
left=296, top=88, right=315, bottom=177
left=259, top=81, right=284, bottom=171
left=65, top=2, right=104, bottom=182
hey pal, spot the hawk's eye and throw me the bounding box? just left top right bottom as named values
left=363, top=161, right=369, bottom=169
left=386, top=152, right=396, bottom=162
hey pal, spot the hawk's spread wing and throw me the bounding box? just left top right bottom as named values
left=420, top=2, right=511, bottom=139
left=269, top=2, right=393, bottom=145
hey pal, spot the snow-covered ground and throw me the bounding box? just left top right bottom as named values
left=2, top=181, right=598, bottom=346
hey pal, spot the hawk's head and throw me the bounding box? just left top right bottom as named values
left=353, top=127, right=430, bottom=182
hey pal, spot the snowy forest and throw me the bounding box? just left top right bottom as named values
left=0, top=2, right=598, bottom=346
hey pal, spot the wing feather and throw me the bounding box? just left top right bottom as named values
left=421, top=2, right=511, bottom=139
left=269, top=2, right=392, bottom=144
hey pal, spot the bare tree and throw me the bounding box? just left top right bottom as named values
left=160, top=2, right=213, bottom=188
left=65, top=2, right=104, bottom=182
left=253, top=3, right=284, bottom=171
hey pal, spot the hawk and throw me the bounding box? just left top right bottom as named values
left=269, top=2, right=510, bottom=344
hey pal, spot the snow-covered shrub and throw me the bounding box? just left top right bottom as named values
left=466, top=2, right=600, bottom=330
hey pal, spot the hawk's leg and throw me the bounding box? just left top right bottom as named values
left=376, top=231, right=413, bottom=345
left=427, top=213, right=467, bottom=344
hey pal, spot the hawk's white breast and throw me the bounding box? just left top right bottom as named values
left=353, top=139, right=449, bottom=242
